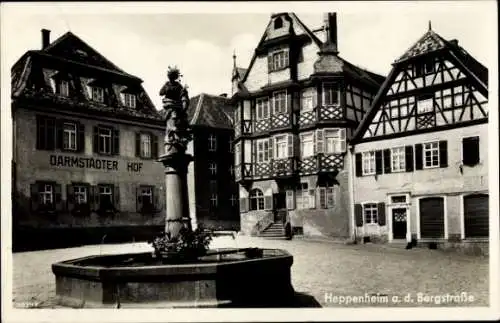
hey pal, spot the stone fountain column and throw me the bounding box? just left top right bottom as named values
left=158, top=66, right=193, bottom=238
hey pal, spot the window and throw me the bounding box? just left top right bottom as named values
left=74, top=185, right=88, bottom=204
left=323, top=83, right=339, bottom=106
left=274, top=17, right=283, bottom=29
left=63, top=122, right=77, bottom=151
left=140, top=133, right=151, bottom=158
left=256, top=139, right=270, bottom=163
left=390, top=195, right=408, bottom=204
left=297, top=183, right=315, bottom=209
left=362, top=151, right=376, bottom=175
left=230, top=194, right=238, bottom=207
left=122, top=93, right=136, bottom=108
left=318, top=185, right=335, bottom=209
left=462, top=136, right=480, bottom=166
left=208, top=134, right=217, bottom=151
left=423, top=142, right=440, bottom=168
left=98, top=184, right=114, bottom=211
left=417, top=96, right=434, bottom=114
left=363, top=203, right=378, bottom=224
left=269, top=50, right=289, bottom=72
left=97, top=127, right=112, bottom=154
left=209, top=162, right=217, bottom=175
left=425, top=60, right=435, bottom=74
left=59, top=80, right=69, bottom=97
left=91, top=86, right=105, bottom=103
left=391, top=147, right=406, bottom=172
left=301, top=89, right=315, bottom=112
left=414, top=59, right=435, bottom=77
left=249, top=189, right=265, bottom=211
left=40, top=184, right=54, bottom=206
left=300, top=133, right=314, bottom=158
left=210, top=194, right=218, bottom=208
left=140, top=186, right=153, bottom=209
left=324, top=129, right=345, bottom=154
left=36, top=116, right=56, bottom=150
left=273, top=91, right=287, bottom=114
left=256, top=98, right=270, bottom=120
left=234, top=143, right=241, bottom=165
left=275, top=135, right=288, bottom=159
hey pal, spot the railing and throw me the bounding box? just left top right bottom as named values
left=254, top=212, right=275, bottom=236
left=271, top=113, right=292, bottom=130
left=235, top=163, right=253, bottom=182
left=296, top=153, right=345, bottom=174
left=319, top=104, right=343, bottom=121
left=272, top=158, right=295, bottom=177
left=297, top=155, right=318, bottom=176
left=234, top=120, right=252, bottom=139
left=254, top=119, right=271, bottom=133
left=298, top=109, right=316, bottom=126
left=253, top=162, right=272, bottom=178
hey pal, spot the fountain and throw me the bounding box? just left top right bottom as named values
left=51, top=67, right=295, bottom=308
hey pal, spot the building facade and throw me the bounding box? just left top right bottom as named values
left=231, top=13, right=385, bottom=237
left=350, top=25, right=489, bottom=253
left=182, top=93, right=240, bottom=231
left=12, top=30, right=165, bottom=250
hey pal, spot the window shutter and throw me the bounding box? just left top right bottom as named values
left=91, top=185, right=99, bottom=211
left=136, top=186, right=143, bottom=212
left=377, top=202, right=386, bottom=226
left=318, top=187, right=326, bottom=209
left=273, top=137, right=277, bottom=159
left=355, top=153, right=362, bottom=177
left=135, top=133, right=141, bottom=157
left=30, top=183, right=39, bottom=211
left=340, top=129, right=346, bottom=153
left=267, top=54, right=273, bottom=73
left=284, top=50, right=290, bottom=67
left=286, top=92, right=292, bottom=113
left=77, top=123, right=85, bottom=153
left=286, top=190, right=295, bottom=210
left=316, top=129, right=324, bottom=154
left=113, top=184, right=120, bottom=211
left=67, top=184, right=75, bottom=212
left=252, top=141, right=257, bottom=164
left=239, top=197, right=248, bottom=213
left=55, top=120, right=63, bottom=150
left=375, top=150, right=383, bottom=175
left=152, top=134, right=159, bottom=159
left=383, top=149, right=391, bottom=174
left=268, top=138, right=273, bottom=161
left=405, top=145, right=414, bottom=172
left=287, top=134, right=293, bottom=158
left=415, top=144, right=423, bottom=170
left=308, top=189, right=316, bottom=209
left=264, top=195, right=273, bottom=210
left=439, top=140, right=448, bottom=168
left=93, top=127, right=99, bottom=153
left=354, top=203, right=363, bottom=227
left=46, top=119, right=56, bottom=150
left=112, top=128, right=120, bottom=155
left=462, top=137, right=479, bottom=166
left=55, top=184, right=63, bottom=211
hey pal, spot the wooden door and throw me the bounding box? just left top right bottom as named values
left=392, top=208, right=407, bottom=239
left=419, top=197, right=445, bottom=239
left=464, top=194, right=489, bottom=238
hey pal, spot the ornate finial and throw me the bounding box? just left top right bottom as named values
left=232, top=50, right=237, bottom=68
left=428, top=20, right=432, bottom=31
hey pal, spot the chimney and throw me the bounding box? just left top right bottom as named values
left=449, top=39, right=459, bottom=46
left=41, top=29, right=51, bottom=49
left=220, top=93, right=228, bottom=98
left=322, top=13, right=338, bottom=54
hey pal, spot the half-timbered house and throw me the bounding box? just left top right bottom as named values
left=231, top=13, right=385, bottom=237
left=350, top=24, right=489, bottom=253
left=11, top=29, right=165, bottom=250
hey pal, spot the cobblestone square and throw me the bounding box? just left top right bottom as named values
left=12, top=236, right=488, bottom=308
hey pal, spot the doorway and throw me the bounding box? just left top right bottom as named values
left=392, top=207, right=407, bottom=240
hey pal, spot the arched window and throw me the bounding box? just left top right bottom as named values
left=250, top=189, right=265, bottom=211
left=274, top=17, right=283, bottom=29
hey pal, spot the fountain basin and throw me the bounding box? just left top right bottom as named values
left=52, top=248, right=294, bottom=308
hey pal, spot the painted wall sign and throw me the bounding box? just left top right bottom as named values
left=49, top=155, right=143, bottom=172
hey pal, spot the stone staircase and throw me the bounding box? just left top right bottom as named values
left=259, top=222, right=286, bottom=239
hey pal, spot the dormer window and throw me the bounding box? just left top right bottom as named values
left=274, top=17, right=283, bottom=29
left=122, top=92, right=136, bottom=108
left=414, top=58, right=435, bottom=77
left=91, top=86, right=104, bottom=103
left=58, top=80, right=69, bottom=97
left=268, top=49, right=289, bottom=72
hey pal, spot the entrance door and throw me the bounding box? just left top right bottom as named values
left=273, top=193, right=287, bottom=223
left=392, top=208, right=407, bottom=239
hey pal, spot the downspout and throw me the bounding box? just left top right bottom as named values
left=348, top=143, right=356, bottom=242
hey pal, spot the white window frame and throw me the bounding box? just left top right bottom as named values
left=210, top=194, right=218, bottom=208
left=140, top=133, right=151, bottom=158
left=417, top=97, right=434, bottom=114
left=59, top=80, right=69, bottom=97
left=234, top=142, right=241, bottom=165
left=230, top=194, right=238, bottom=207
left=208, top=134, right=217, bottom=152
left=98, top=185, right=113, bottom=208
left=256, top=98, right=270, bottom=120
left=275, top=135, right=288, bottom=159
left=363, top=202, right=378, bottom=224
left=91, top=86, right=105, bottom=103
left=272, top=91, right=287, bottom=115
left=324, top=129, right=345, bottom=154
left=391, top=147, right=406, bottom=172
left=63, top=122, right=77, bottom=151
left=423, top=141, right=440, bottom=169
left=250, top=189, right=265, bottom=211
left=362, top=151, right=376, bottom=175
left=300, top=89, right=315, bottom=112
left=318, top=184, right=335, bottom=209
left=122, top=92, right=136, bottom=108
left=297, top=183, right=315, bottom=210
left=140, top=186, right=153, bottom=205
left=74, top=185, right=88, bottom=204
left=323, top=82, right=340, bottom=106
left=300, top=132, right=314, bottom=158
left=209, top=162, right=217, bottom=175
left=271, top=49, right=290, bottom=71
left=98, top=127, right=112, bottom=154
left=40, top=184, right=54, bottom=205
left=256, top=139, right=270, bottom=163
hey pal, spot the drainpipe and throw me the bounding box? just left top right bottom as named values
left=348, top=144, right=356, bottom=241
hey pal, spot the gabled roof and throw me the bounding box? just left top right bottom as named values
left=352, top=28, right=489, bottom=143
left=161, top=93, right=235, bottom=130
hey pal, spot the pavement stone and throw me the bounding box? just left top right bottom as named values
left=11, top=235, right=489, bottom=308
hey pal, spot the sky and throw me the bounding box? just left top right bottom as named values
left=1, top=1, right=497, bottom=110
